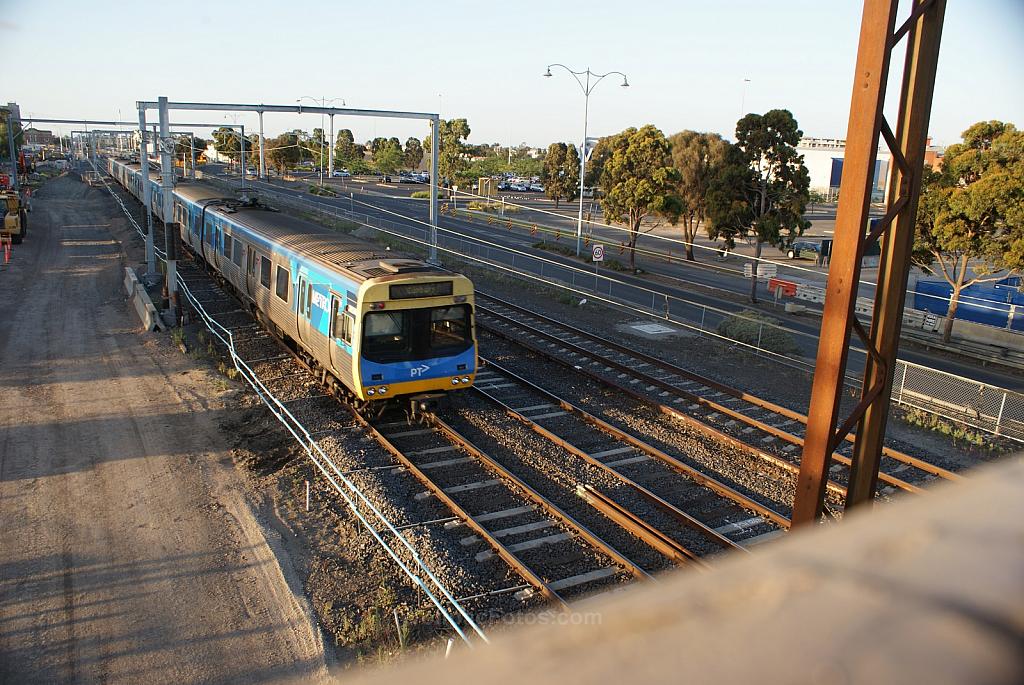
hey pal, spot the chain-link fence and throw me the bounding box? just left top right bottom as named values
left=893, top=359, right=1024, bottom=441
left=205, top=175, right=1024, bottom=444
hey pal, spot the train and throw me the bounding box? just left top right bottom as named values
left=106, top=157, right=477, bottom=415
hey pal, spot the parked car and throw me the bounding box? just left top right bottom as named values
left=530, top=183, right=544, bottom=192
left=332, top=169, right=351, bottom=178
left=787, top=240, right=821, bottom=259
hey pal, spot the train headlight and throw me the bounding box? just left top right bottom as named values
left=461, top=376, right=470, bottom=384
left=367, top=388, right=376, bottom=396
left=451, top=378, right=460, bottom=385
left=378, top=386, right=388, bottom=395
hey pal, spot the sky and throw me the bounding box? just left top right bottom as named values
left=3, top=0, right=1022, bottom=149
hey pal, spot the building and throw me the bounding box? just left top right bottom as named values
left=23, top=127, right=55, bottom=146
left=798, top=136, right=945, bottom=201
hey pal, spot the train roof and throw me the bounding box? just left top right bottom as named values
left=172, top=180, right=446, bottom=283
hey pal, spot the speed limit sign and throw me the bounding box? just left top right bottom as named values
left=592, top=244, right=604, bottom=262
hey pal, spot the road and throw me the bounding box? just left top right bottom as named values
left=0, top=176, right=329, bottom=684
left=203, top=166, right=1023, bottom=391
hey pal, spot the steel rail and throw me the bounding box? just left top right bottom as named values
left=478, top=291, right=961, bottom=483
left=476, top=299, right=930, bottom=495
left=575, top=485, right=708, bottom=568
left=423, top=412, right=653, bottom=583
left=477, top=357, right=792, bottom=530
left=349, top=411, right=569, bottom=608
left=89, top=159, right=488, bottom=644
left=475, top=358, right=775, bottom=548
left=477, top=309, right=851, bottom=500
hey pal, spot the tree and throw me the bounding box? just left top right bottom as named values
left=404, top=137, right=424, bottom=169
left=266, top=132, right=301, bottom=175
left=598, top=125, right=679, bottom=271
left=542, top=142, right=580, bottom=208
left=211, top=126, right=241, bottom=168
left=335, top=129, right=357, bottom=165
left=423, top=118, right=471, bottom=185
left=309, top=128, right=328, bottom=169
left=707, top=110, right=810, bottom=302
left=374, top=137, right=403, bottom=174
left=913, top=120, right=1024, bottom=342
left=666, top=130, right=728, bottom=261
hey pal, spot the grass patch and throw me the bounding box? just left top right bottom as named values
left=465, top=200, right=519, bottom=213
left=717, top=309, right=799, bottom=354
left=531, top=241, right=630, bottom=271
left=900, top=407, right=992, bottom=449
left=410, top=190, right=430, bottom=199
left=309, top=183, right=337, bottom=196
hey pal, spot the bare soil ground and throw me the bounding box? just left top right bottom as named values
left=0, top=176, right=329, bottom=684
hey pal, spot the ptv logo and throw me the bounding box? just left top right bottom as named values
left=410, top=364, right=430, bottom=378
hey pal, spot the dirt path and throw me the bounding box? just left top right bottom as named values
left=0, top=176, right=329, bottom=684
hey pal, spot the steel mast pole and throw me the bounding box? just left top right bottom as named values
left=328, top=113, right=334, bottom=177
left=158, top=96, right=180, bottom=323
left=190, top=133, right=196, bottom=179
left=576, top=75, right=589, bottom=258
left=258, top=110, right=266, bottom=179
left=792, top=0, right=947, bottom=525
left=138, top=106, right=155, bottom=275
left=429, top=116, right=439, bottom=263
left=5, top=111, right=20, bottom=193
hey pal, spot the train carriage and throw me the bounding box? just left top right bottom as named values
left=106, top=157, right=476, bottom=413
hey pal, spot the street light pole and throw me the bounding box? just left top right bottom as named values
left=740, top=77, right=751, bottom=119
left=544, top=64, right=629, bottom=257
left=298, top=96, right=346, bottom=185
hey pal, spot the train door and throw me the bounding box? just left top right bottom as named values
left=245, top=246, right=256, bottom=297
left=297, top=273, right=311, bottom=345
left=328, top=293, right=345, bottom=372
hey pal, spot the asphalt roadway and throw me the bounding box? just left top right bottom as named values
left=207, top=166, right=1023, bottom=391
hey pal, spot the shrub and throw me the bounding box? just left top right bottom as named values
left=717, top=310, right=799, bottom=354
left=410, top=190, right=430, bottom=199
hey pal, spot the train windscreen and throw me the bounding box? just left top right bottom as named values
left=362, top=305, right=471, bottom=363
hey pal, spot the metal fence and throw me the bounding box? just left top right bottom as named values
left=92, top=162, right=489, bottom=644
left=206, top=176, right=1024, bottom=443
left=893, top=359, right=1024, bottom=441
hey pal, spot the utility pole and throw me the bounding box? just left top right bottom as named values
left=429, top=116, right=440, bottom=263
left=138, top=106, right=156, bottom=275
left=158, top=97, right=181, bottom=324
left=258, top=110, right=266, bottom=179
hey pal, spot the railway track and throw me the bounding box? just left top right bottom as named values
left=470, top=359, right=789, bottom=550
left=475, top=292, right=963, bottom=501
left=174, top=263, right=658, bottom=611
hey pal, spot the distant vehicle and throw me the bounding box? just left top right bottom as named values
left=530, top=183, right=544, bottom=192
left=380, top=174, right=392, bottom=183
left=332, top=169, right=351, bottom=178
left=787, top=240, right=821, bottom=259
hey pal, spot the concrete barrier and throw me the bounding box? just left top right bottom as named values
left=123, top=267, right=163, bottom=332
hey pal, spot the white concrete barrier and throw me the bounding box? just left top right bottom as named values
left=124, top=267, right=163, bottom=332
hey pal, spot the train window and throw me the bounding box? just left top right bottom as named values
left=430, top=305, right=470, bottom=348
left=232, top=240, right=244, bottom=267
left=342, top=313, right=353, bottom=344
left=223, top=235, right=232, bottom=260
left=331, top=299, right=342, bottom=341
left=306, top=284, right=313, bottom=318
left=299, top=280, right=306, bottom=313
left=259, top=256, right=271, bottom=289
left=362, top=311, right=408, bottom=360
left=362, top=305, right=472, bottom=363
left=275, top=266, right=290, bottom=302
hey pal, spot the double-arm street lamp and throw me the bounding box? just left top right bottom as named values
left=544, top=64, right=629, bottom=257
left=297, top=95, right=346, bottom=185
